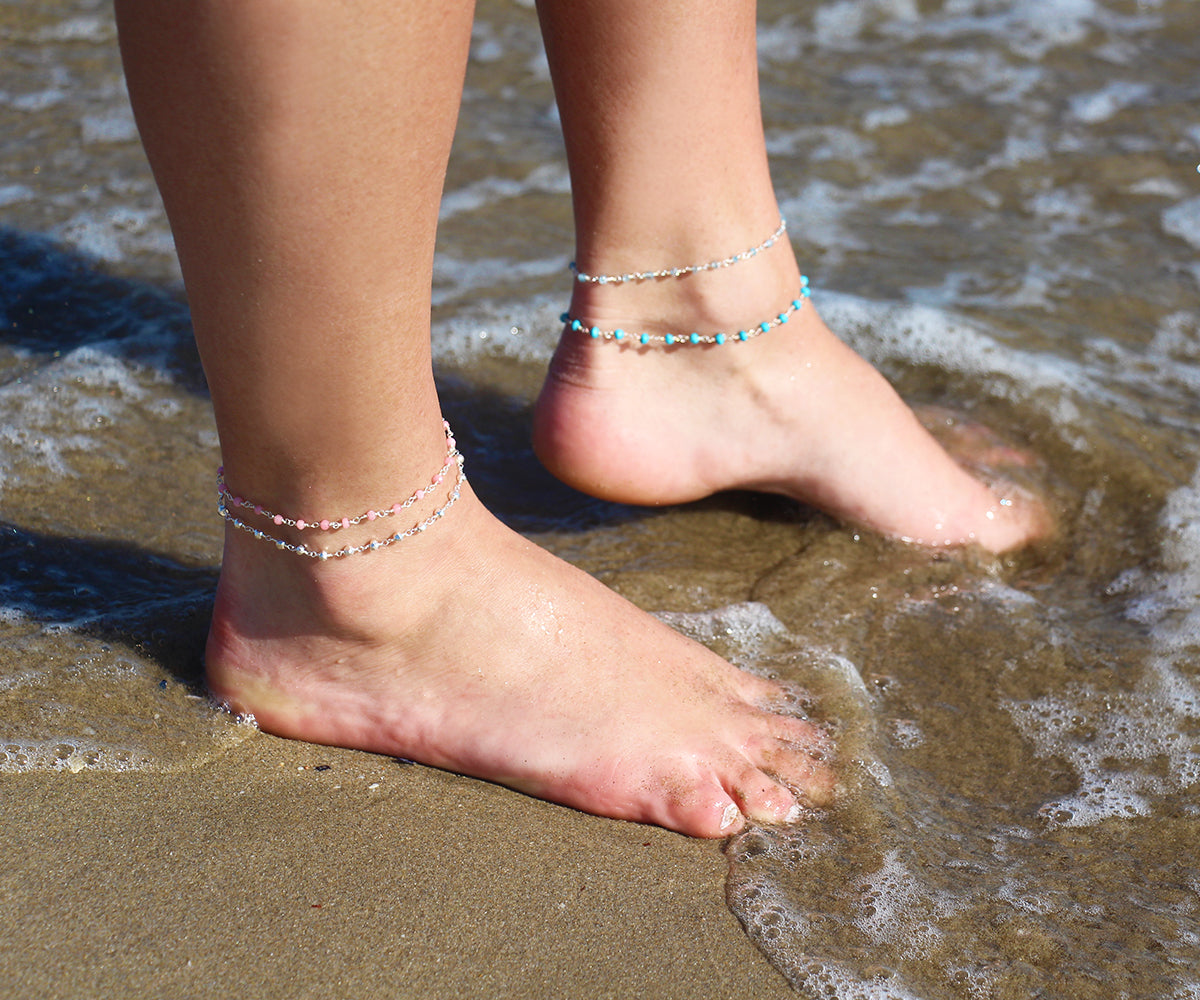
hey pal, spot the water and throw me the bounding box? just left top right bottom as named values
left=2, top=0, right=1198, bottom=996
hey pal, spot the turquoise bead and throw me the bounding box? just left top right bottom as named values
left=690, top=333, right=701, bottom=344
left=614, top=329, right=626, bottom=340
left=802, top=287, right=811, bottom=297
left=570, top=319, right=583, bottom=331
left=778, top=313, right=788, bottom=323
left=760, top=322, right=770, bottom=333
left=560, top=312, right=569, bottom=323
left=738, top=330, right=748, bottom=341
left=665, top=334, right=675, bottom=345
left=792, top=299, right=802, bottom=310
left=589, top=327, right=601, bottom=339
left=715, top=333, right=726, bottom=345
left=800, top=274, right=809, bottom=287
left=640, top=333, right=651, bottom=345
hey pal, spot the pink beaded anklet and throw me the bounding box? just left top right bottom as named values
left=216, top=420, right=466, bottom=559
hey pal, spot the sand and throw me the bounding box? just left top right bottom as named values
left=1, top=736, right=795, bottom=999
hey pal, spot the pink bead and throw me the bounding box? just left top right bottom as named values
left=341, top=518, right=350, bottom=529
left=366, top=510, right=377, bottom=521
left=434, top=474, right=444, bottom=484
left=232, top=497, right=243, bottom=507
left=392, top=503, right=403, bottom=514
left=254, top=505, right=263, bottom=516
left=415, top=490, right=425, bottom=501
left=296, top=519, right=307, bottom=531
left=319, top=520, right=331, bottom=531
left=273, top=515, right=284, bottom=525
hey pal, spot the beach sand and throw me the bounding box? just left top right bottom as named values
left=1, top=738, right=793, bottom=999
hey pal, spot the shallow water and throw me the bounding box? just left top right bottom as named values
left=2, top=0, right=1199, bottom=996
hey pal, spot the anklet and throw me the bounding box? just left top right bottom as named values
left=562, top=282, right=810, bottom=347
left=569, top=219, right=787, bottom=285
left=216, top=421, right=467, bottom=559
left=218, top=421, right=458, bottom=532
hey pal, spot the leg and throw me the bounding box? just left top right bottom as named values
left=531, top=0, right=1048, bottom=551
left=115, top=0, right=830, bottom=837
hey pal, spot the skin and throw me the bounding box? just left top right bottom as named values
left=530, top=0, right=1049, bottom=550
left=113, top=0, right=1043, bottom=838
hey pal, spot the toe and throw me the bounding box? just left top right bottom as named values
left=766, top=739, right=837, bottom=808
left=729, top=763, right=803, bottom=826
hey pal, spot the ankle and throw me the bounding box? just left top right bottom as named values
left=565, top=217, right=805, bottom=336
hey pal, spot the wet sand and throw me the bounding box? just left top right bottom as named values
left=2, top=740, right=794, bottom=1000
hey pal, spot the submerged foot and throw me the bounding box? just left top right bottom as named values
left=532, top=243, right=1050, bottom=553
left=207, top=484, right=834, bottom=838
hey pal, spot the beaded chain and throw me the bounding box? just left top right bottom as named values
left=564, top=217, right=811, bottom=347
left=564, top=280, right=810, bottom=347
left=570, top=219, right=787, bottom=285
left=216, top=420, right=466, bottom=559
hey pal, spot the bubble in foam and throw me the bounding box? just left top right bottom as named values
left=0, top=739, right=152, bottom=774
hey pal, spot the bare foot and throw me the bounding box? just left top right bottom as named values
left=206, top=483, right=834, bottom=837
left=532, top=242, right=1049, bottom=552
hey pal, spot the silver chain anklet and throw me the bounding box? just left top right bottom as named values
left=216, top=420, right=467, bottom=559
left=569, top=219, right=787, bottom=285
left=562, top=281, right=810, bottom=346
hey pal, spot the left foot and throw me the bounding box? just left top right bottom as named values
left=532, top=228, right=1049, bottom=552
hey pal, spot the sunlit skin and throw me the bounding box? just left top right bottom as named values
left=115, top=0, right=1042, bottom=838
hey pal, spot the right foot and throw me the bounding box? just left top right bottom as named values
left=206, top=483, right=834, bottom=838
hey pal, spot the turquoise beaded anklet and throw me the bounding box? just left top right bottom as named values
left=562, top=280, right=810, bottom=347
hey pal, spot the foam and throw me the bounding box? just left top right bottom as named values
left=1163, top=198, right=1200, bottom=251
left=431, top=253, right=563, bottom=308
left=0, top=343, right=183, bottom=498
left=1009, top=467, right=1200, bottom=828
left=0, top=739, right=152, bottom=774
left=862, top=106, right=910, bottom=130
left=730, top=843, right=935, bottom=1000
left=438, top=163, right=569, bottom=220
left=80, top=109, right=140, bottom=145
left=55, top=206, right=176, bottom=266
left=430, top=292, right=563, bottom=364
left=852, top=850, right=951, bottom=957
left=0, top=639, right=257, bottom=775
left=34, top=15, right=112, bottom=43
left=469, top=21, right=505, bottom=64
left=9, top=89, right=66, bottom=112
left=812, top=0, right=919, bottom=47
left=0, top=184, right=33, bottom=207
left=653, top=601, right=791, bottom=653
left=899, top=0, right=1101, bottom=59
left=1068, top=80, right=1152, bottom=123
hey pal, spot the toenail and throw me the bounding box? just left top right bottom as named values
left=784, top=802, right=803, bottom=824
left=720, top=802, right=742, bottom=831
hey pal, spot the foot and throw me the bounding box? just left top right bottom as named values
left=206, top=483, right=834, bottom=838
left=532, top=242, right=1049, bottom=552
